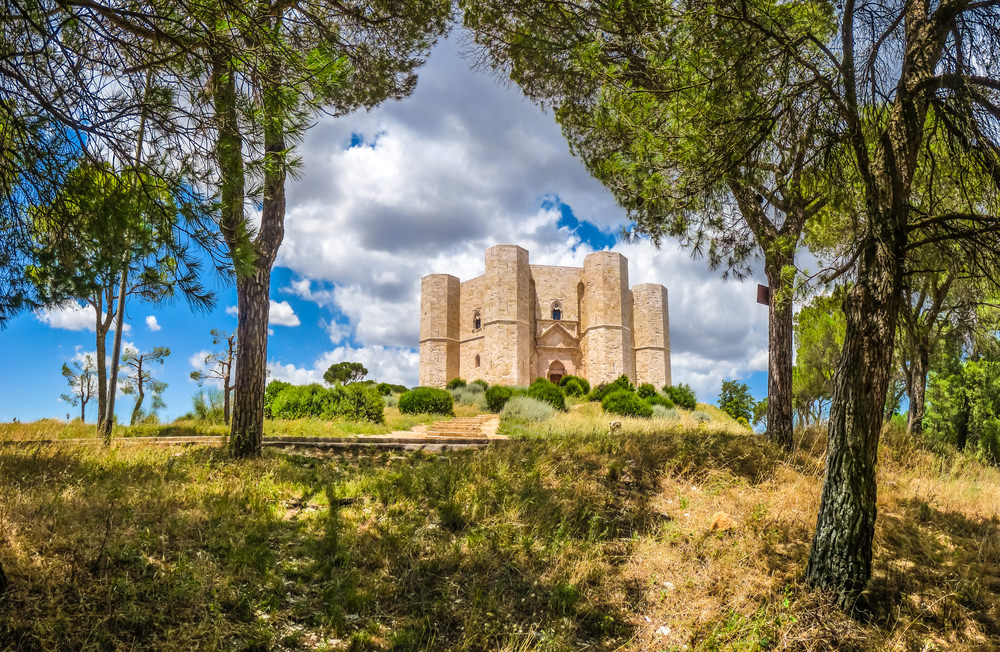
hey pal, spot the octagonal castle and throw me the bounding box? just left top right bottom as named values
left=419, top=245, right=670, bottom=388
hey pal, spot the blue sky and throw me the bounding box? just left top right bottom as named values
left=0, top=35, right=770, bottom=424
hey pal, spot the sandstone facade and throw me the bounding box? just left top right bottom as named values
left=419, top=245, right=671, bottom=389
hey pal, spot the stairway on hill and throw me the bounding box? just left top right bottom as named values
left=424, top=415, right=499, bottom=438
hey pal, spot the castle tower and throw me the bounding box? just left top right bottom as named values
left=632, top=283, right=671, bottom=388
left=418, top=274, right=460, bottom=387
left=581, top=251, right=635, bottom=384
left=483, top=245, right=532, bottom=385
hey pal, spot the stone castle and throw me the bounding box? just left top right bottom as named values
left=419, top=245, right=671, bottom=388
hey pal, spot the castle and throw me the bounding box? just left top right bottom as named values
left=419, top=245, right=671, bottom=389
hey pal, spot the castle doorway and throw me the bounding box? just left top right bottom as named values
left=547, top=360, right=566, bottom=384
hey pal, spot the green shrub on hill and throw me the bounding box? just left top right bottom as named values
left=399, top=387, right=454, bottom=415
left=446, top=378, right=467, bottom=390
left=637, top=383, right=657, bottom=398
left=375, top=383, right=408, bottom=396
left=664, top=383, right=698, bottom=410
left=648, top=393, right=675, bottom=409
left=264, top=380, right=292, bottom=419
left=500, top=395, right=556, bottom=423
left=485, top=385, right=517, bottom=413
left=588, top=374, right=634, bottom=402
left=470, top=379, right=489, bottom=391
left=527, top=378, right=567, bottom=411
left=652, top=405, right=678, bottom=420
left=602, top=389, right=653, bottom=418
left=269, top=383, right=385, bottom=423
left=563, top=378, right=585, bottom=397
left=559, top=374, right=590, bottom=395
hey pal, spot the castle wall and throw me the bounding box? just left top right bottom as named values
left=581, top=252, right=635, bottom=384
left=632, top=283, right=672, bottom=388
left=418, top=274, right=460, bottom=387
left=483, top=245, right=532, bottom=386
left=458, top=275, right=488, bottom=382
left=418, top=246, right=669, bottom=390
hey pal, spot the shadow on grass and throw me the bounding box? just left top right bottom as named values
left=0, top=428, right=782, bottom=650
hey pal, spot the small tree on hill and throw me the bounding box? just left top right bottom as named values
left=323, top=362, right=368, bottom=386
left=60, top=355, right=97, bottom=422
left=120, top=345, right=170, bottom=426
left=718, top=380, right=755, bottom=424
left=190, top=329, right=237, bottom=425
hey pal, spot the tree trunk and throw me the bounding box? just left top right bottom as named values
left=906, top=345, right=929, bottom=435
left=130, top=389, right=143, bottom=426
left=765, top=255, right=794, bottom=451
left=805, top=213, right=906, bottom=607
left=956, top=390, right=970, bottom=451
left=223, top=381, right=231, bottom=426
left=229, top=268, right=270, bottom=457
left=93, top=294, right=111, bottom=426
left=81, top=402, right=86, bottom=423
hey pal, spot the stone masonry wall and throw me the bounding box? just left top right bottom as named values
left=632, top=283, right=672, bottom=388
left=418, top=274, right=460, bottom=387
left=418, top=246, right=670, bottom=390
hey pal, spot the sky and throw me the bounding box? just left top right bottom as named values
left=0, top=34, right=771, bottom=424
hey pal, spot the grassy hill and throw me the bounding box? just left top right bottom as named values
left=0, top=413, right=997, bottom=650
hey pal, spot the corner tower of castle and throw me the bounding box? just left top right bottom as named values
left=418, top=245, right=671, bottom=389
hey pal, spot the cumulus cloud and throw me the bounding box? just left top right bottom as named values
left=145, top=315, right=161, bottom=332
left=269, top=345, right=419, bottom=387
left=267, top=34, right=770, bottom=401
left=37, top=301, right=130, bottom=332
left=269, top=300, right=300, bottom=327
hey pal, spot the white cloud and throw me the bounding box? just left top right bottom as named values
left=269, top=300, right=300, bottom=327
left=267, top=34, right=771, bottom=402
left=269, top=345, right=419, bottom=387
left=37, top=301, right=130, bottom=332
left=145, top=315, right=161, bottom=331
left=224, top=301, right=300, bottom=327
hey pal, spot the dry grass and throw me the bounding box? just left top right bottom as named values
left=0, top=417, right=998, bottom=650
left=0, top=407, right=476, bottom=442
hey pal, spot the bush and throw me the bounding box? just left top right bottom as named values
left=465, top=381, right=486, bottom=394
left=664, top=383, right=698, bottom=410
left=375, top=383, right=408, bottom=396
left=648, top=393, right=675, bottom=409
left=563, top=378, right=585, bottom=397
left=450, top=387, right=487, bottom=410
left=446, top=378, right=467, bottom=390
left=527, top=378, right=567, bottom=411
left=559, top=374, right=590, bottom=395
left=342, top=385, right=386, bottom=424
left=470, top=379, right=489, bottom=391
left=269, top=383, right=385, bottom=423
left=588, top=374, right=634, bottom=402
left=500, top=395, right=556, bottom=423
left=637, top=383, right=657, bottom=398
left=736, top=416, right=752, bottom=430
left=264, top=380, right=292, bottom=419
left=651, top=405, right=678, bottom=420
left=384, top=393, right=399, bottom=408
left=399, top=387, right=454, bottom=416
left=692, top=410, right=712, bottom=422
left=485, top=385, right=516, bottom=413
left=602, top=389, right=653, bottom=418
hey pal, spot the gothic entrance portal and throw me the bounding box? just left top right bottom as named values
left=547, top=360, right=566, bottom=384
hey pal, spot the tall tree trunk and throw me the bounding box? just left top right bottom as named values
left=230, top=267, right=271, bottom=456
left=805, top=205, right=906, bottom=606
left=228, top=43, right=285, bottom=457
left=906, top=344, right=930, bottom=435
left=81, top=401, right=86, bottom=423
left=93, top=291, right=112, bottom=426
left=223, top=380, right=231, bottom=426
left=765, top=254, right=794, bottom=451
left=130, top=389, right=144, bottom=426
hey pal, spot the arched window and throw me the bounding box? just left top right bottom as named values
left=475, top=354, right=481, bottom=368
left=473, top=310, right=481, bottom=330
left=551, top=301, right=562, bottom=321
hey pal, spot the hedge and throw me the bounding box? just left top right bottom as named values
left=399, top=387, right=454, bottom=415
left=602, top=389, right=653, bottom=418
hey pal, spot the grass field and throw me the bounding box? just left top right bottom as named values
left=0, top=408, right=998, bottom=650
left=0, top=405, right=484, bottom=442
